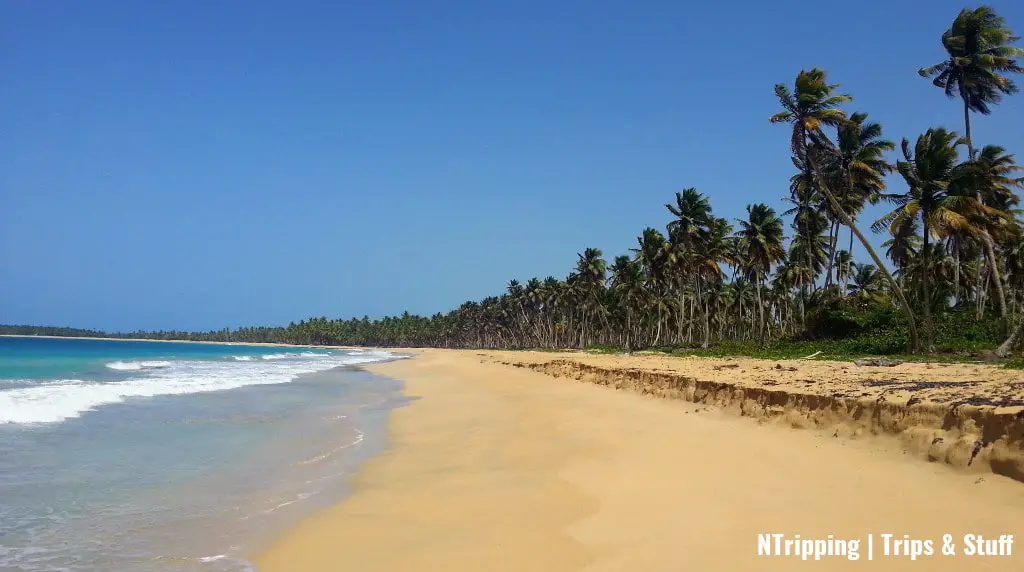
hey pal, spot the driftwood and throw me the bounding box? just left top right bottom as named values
left=853, top=358, right=904, bottom=367
left=713, top=364, right=741, bottom=371
left=800, top=351, right=822, bottom=360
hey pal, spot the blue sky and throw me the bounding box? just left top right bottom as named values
left=2, top=1, right=1023, bottom=332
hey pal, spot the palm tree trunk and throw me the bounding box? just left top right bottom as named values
left=756, top=277, right=766, bottom=345
left=981, top=231, right=1009, bottom=319
left=824, top=219, right=839, bottom=287
left=995, top=314, right=1024, bottom=358
left=653, top=303, right=662, bottom=347
left=807, top=156, right=920, bottom=353
left=953, top=247, right=961, bottom=306
left=922, top=224, right=936, bottom=352
left=977, top=270, right=989, bottom=320
left=677, top=287, right=685, bottom=345
left=849, top=226, right=854, bottom=261
left=702, top=287, right=711, bottom=349
left=963, top=99, right=975, bottom=160
left=961, top=98, right=1008, bottom=322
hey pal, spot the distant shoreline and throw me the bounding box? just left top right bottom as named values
left=0, top=334, right=359, bottom=351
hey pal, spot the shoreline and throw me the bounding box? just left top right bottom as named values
left=0, top=334, right=360, bottom=351
left=254, top=349, right=1024, bottom=571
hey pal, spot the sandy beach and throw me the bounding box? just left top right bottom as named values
left=254, top=349, right=1024, bottom=571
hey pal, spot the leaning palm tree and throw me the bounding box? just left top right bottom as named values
left=997, top=313, right=1024, bottom=357
left=736, top=203, right=786, bottom=343
left=771, top=68, right=920, bottom=352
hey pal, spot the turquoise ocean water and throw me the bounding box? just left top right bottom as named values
left=0, top=336, right=409, bottom=571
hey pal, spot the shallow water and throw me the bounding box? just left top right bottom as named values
left=0, top=337, right=409, bottom=571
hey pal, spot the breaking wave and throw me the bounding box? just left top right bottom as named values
left=0, top=351, right=403, bottom=424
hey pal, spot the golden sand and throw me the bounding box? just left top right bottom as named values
left=255, top=350, right=1024, bottom=571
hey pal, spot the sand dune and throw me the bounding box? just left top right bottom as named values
left=254, top=350, right=1024, bottom=571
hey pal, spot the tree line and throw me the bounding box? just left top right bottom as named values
left=6, top=6, right=1024, bottom=357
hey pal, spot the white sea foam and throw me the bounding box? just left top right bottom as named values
left=196, top=554, right=256, bottom=571
left=0, top=351, right=401, bottom=424
left=105, top=360, right=172, bottom=371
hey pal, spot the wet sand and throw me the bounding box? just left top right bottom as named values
left=255, top=349, right=1024, bottom=571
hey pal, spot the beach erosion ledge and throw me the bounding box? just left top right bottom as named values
left=500, top=356, right=1024, bottom=484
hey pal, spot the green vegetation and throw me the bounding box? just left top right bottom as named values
left=4, top=6, right=1024, bottom=363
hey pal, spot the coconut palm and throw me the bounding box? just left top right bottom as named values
left=633, top=228, right=670, bottom=345
left=847, top=263, right=885, bottom=302
left=771, top=68, right=920, bottom=352
left=736, top=203, right=786, bottom=342
left=874, top=128, right=997, bottom=350
left=609, top=255, right=646, bottom=350
left=919, top=6, right=1024, bottom=158
left=827, top=112, right=895, bottom=272
left=920, top=6, right=1023, bottom=320
left=574, top=248, right=608, bottom=347
left=835, top=250, right=854, bottom=293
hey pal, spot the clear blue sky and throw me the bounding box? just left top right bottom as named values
left=2, top=1, right=1023, bottom=332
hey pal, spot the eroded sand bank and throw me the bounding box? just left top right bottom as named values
left=255, top=350, right=1024, bottom=571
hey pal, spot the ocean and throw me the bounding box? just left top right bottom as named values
left=0, top=336, right=410, bottom=571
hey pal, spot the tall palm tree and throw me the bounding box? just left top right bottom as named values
left=960, top=144, right=1024, bottom=319
left=875, top=128, right=997, bottom=350
left=666, top=188, right=714, bottom=248
left=633, top=228, right=670, bottom=345
left=665, top=188, right=715, bottom=343
left=829, top=112, right=895, bottom=264
left=575, top=248, right=608, bottom=347
left=920, top=6, right=1023, bottom=321
left=919, top=6, right=1024, bottom=159
left=736, top=203, right=786, bottom=342
left=694, top=216, right=733, bottom=347
left=835, top=250, right=854, bottom=293
left=609, top=255, right=645, bottom=350
left=771, top=68, right=920, bottom=352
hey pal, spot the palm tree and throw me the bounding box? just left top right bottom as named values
left=997, top=313, right=1024, bottom=357
left=609, top=255, right=645, bottom=350
left=771, top=68, right=920, bottom=352
left=575, top=248, right=608, bottom=347
left=874, top=128, right=997, bottom=350
left=920, top=6, right=1023, bottom=320
left=736, top=203, right=786, bottom=343
left=960, top=144, right=1024, bottom=318
left=666, top=188, right=714, bottom=248
left=847, top=263, right=885, bottom=303
left=835, top=250, right=854, bottom=292
left=633, top=228, right=670, bottom=345
left=829, top=112, right=895, bottom=265
left=694, top=217, right=732, bottom=347
left=919, top=6, right=1024, bottom=159
left=665, top=188, right=715, bottom=344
